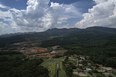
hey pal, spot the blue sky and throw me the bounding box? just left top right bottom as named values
left=0, top=0, right=116, bottom=35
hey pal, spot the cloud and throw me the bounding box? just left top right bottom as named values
left=11, top=0, right=82, bottom=31
left=75, top=0, right=116, bottom=28
left=0, top=4, right=7, bottom=8
left=93, top=0, right=108, bottom=4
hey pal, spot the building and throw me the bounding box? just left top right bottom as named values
left=51, top=51, right=56, bottom=54
left=79, top=64, right=83, bottom=66
left=80, top=56, right=85, bottom=60
left=86, top=68, right=92, bottom=72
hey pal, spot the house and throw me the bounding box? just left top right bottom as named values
left=80, top=56, right=85, bottom=60
left=86, top=68, right=92, bottom=72
left=79, top=64, right=83, bottom=66
left=51, top=51, right=56, bottom=54
left=69, top=57, right=72, bottom=59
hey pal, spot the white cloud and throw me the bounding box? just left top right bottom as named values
left=75, top=0, right=116, bottom=28
left=93, top=0, right=108, bottom=4
left=0, top=4, right=7, bottom=8
left=11, top=0, right=82, bottom=31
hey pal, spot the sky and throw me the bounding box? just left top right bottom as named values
left=0, top=0, right=116, bottom=35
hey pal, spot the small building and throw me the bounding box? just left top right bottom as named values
left=80, top=56, right=85, bottom=60
left=69, top=57, right=72, bottom=59
left=51, top=51, right=56, bottom=54
left=79, top=64, right=83, bottom=66
left=86, top=68, right=92, bottom=72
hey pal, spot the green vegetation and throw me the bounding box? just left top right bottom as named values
left=62, top=57, right=76, bottom=77
left=1, top=26, right=116, bottom=77
left=42, top=57, right=66, bottom=77
left=113, top=72, right=116, bottom=75
left=59, top=62, right=67, bottom=77
left=43, top=62, right=57, bottom=77
left=69, top=60, right=76, bottom=65
left=95, top=73, right=106, bottom=77
left=40, top=30, right=116, bottom=68
left=72, top=74, right=81, bottom=77
left=0, top=51, right=49, bottom=77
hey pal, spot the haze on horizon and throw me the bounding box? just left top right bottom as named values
left=0, top=0, right=116, bottom=35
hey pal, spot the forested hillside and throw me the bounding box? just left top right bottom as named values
left=40, top=27, right=116, bottom=68
left=0, top=26, right=116, bottom=47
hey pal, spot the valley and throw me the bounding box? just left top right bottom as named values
left=0, top=27, right=116, bottom=77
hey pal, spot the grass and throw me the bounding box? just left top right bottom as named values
left=95, top=73, right=105, bottom=77
left=41, top=57, right=64, bottom=65
left=113, top=72, right=116, bottom=75
left=59, top=62, right=67, bottom=77
left=42, top=62, right=57, bottom=77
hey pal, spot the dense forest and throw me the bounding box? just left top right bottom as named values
left=0, top=51, right=49, bottom=77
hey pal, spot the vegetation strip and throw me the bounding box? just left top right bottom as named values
left=59, top=62, right=67, bottom=77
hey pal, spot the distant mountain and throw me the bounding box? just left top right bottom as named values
left=86, top=26, right=116, bottom=34
left=0, top=26, right=116, bottom=47
left=40, top=26, right=116, bottom=47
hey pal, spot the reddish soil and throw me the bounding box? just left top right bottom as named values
left=36, top=48, right=48, bottom=53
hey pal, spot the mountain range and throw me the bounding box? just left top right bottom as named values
left=0, top=26, right=116, bottom=47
